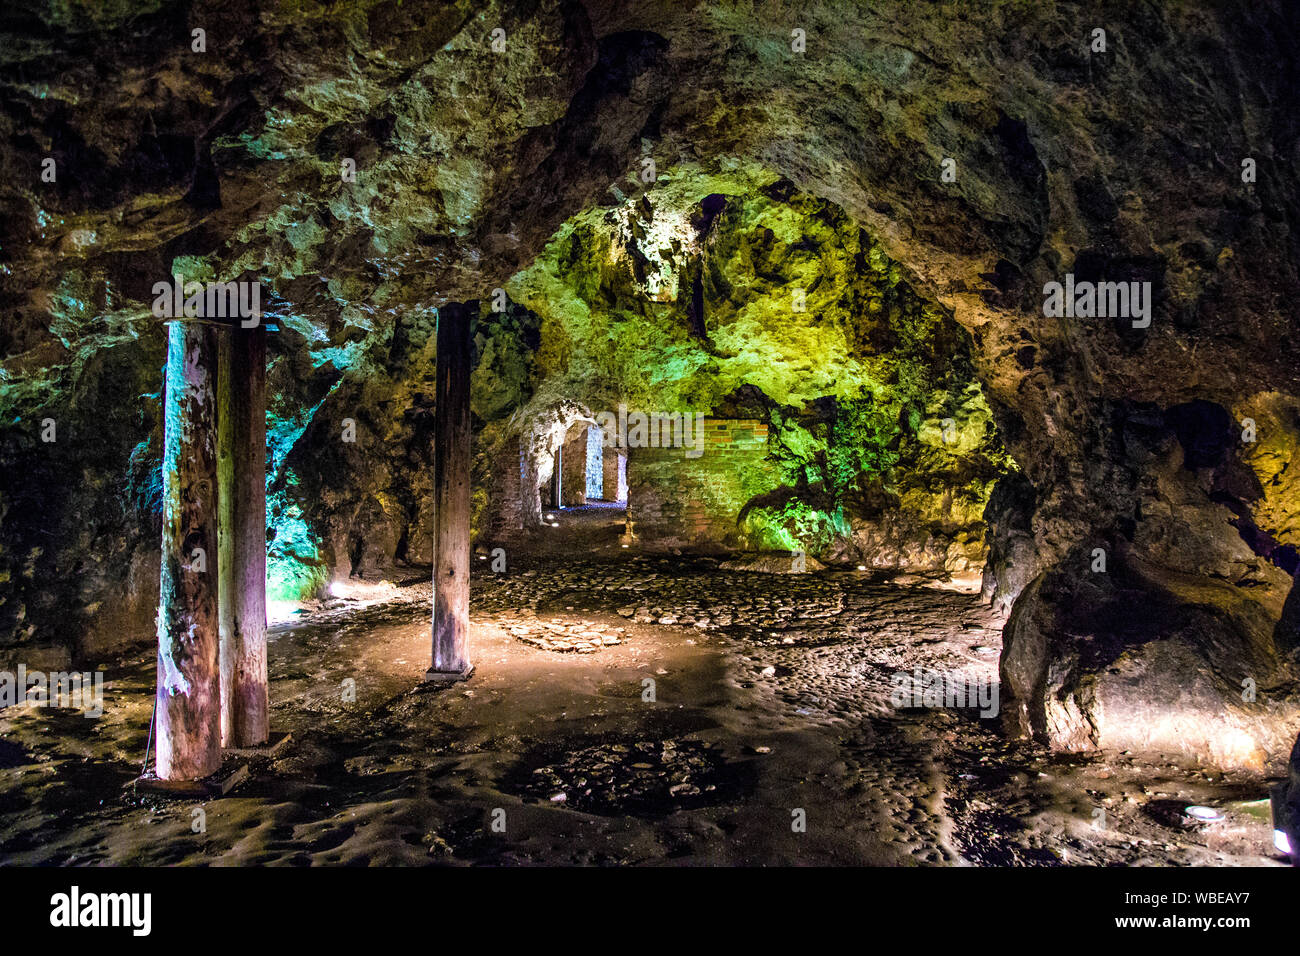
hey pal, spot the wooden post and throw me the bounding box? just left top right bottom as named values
left=231, top=325, right=268, bottom=744
left=155, top=321, right=222, bottom=780
left=428, top=303, right=473, bottom=681
left=218, top=325, right=269, bottom=746
left=216, top=330, right=236, bottom=748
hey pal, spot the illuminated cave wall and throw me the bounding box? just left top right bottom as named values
left=274, top=170, right=1019, bottom=573
left=502, top=169, right=1017, bottom=568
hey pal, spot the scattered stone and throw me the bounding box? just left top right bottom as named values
left=509, top=738, right=735, bottom=817
left=720, top=553, right=827, bottom=574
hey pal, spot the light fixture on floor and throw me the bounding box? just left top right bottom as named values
left=1184, top=805, right=1224, bottom=823
left=1272, top=783, right=1295, bottom=860
left=267, top=599, right=303, bottom=624
left=1276, top=829, right=1293, bottom=855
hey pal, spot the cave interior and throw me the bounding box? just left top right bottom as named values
left=0, top=0, right=1298, bottom=867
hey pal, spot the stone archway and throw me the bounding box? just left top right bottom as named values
left=520, top=399, right=596, bottom=529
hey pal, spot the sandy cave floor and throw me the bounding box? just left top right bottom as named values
left=0, top=556, right=1289, bottom=867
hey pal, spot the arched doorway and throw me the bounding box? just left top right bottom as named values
left=519, top=400, right=595, bottom=528
left=546, top=417, right=627, bottom=509
left=518, top=401, right=629, bottom=550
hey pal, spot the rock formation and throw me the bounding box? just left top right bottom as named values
left=1, top=0, right=1297, bottom=768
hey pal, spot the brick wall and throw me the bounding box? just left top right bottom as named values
left=626, top=418, right=777, bottom=551
left=486, top=440, right=525, bottom=537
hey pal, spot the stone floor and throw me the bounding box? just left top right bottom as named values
left=0, top=556, right=1288, bottom=866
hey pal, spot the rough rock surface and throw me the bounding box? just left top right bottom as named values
left=1, top=0, right=1299, bottom=766
left=1001, top=404, right=1300, bottom=768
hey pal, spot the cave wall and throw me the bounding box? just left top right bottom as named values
left=0, top=325, right=166, bottom=669
left=1, top=0, right=1298, bottom=767
left=506, top=174, right=1016, bottom=568
left=999, top=398, right=1300, bottom=768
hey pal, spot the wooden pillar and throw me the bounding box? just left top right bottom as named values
left=216, top=331, right=236, bottom=747
left=155, top=321, right=222, bottom=780
left=232, top=325, right=268, bottom=744
left=218, top=326, right=268, bottom=746
left=428, top=303, right=473, bottom=681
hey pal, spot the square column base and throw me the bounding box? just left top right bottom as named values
left=126, top=762, right=250, bottom=798
left=424, top=664, right=474, bottom=685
